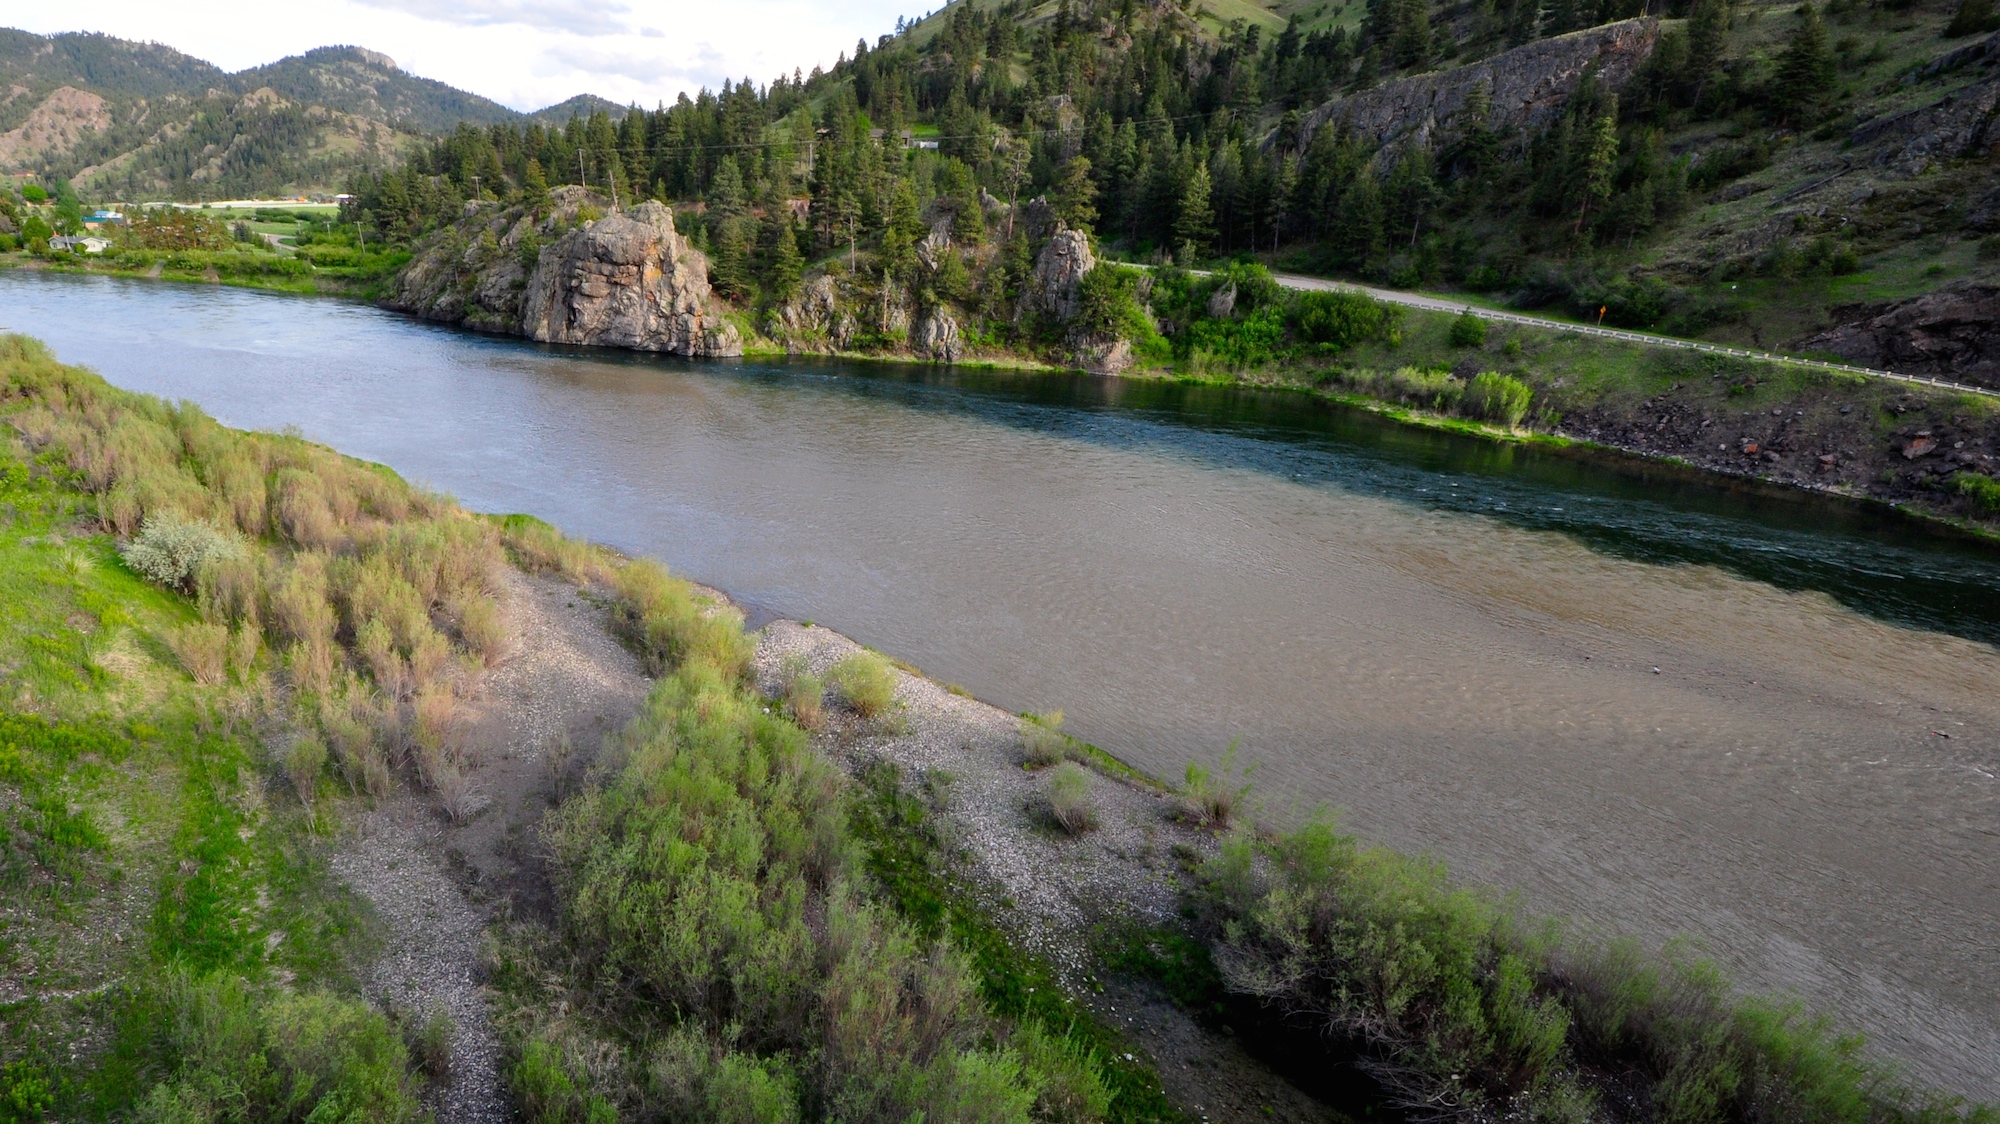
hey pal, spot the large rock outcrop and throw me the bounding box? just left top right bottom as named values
left=521, top=200, right=740, bottom=357
left=1293, top=20, right=1660, bottom=153
left=386, top=190, right=740, bottom=358
left=1020, top=226, right=1095, bottom=323
left=1799, top=284, right=2000, bottom=388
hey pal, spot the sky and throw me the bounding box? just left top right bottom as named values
left=4, top=0, right=944, bottom=113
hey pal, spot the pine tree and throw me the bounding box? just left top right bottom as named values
left=1334, top=177, right=1386, bottom=268
left=708, top=215, right=754, bottom=301
left=1055, top=156, right=1099, bottom=233
left=1174, top=163, right=1216, bottom=260
left=1574, top=106, right=1620, bottom=235
left=1394, top=0, right=1434, bottom=69
left=711, top=157, right=747, bottom=218
left=521, top=158, right=551, bottom=213
left=761, top=215, right=804, bottom=304
left=1775, top=4, right=1836, bottom=124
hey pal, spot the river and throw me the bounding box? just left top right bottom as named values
left=6, top=270, right=1997, bottom=1096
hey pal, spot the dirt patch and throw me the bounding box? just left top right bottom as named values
left=755, top=620, right=1346, bottom=1124
left=330, top=569, right=650, bottom=1122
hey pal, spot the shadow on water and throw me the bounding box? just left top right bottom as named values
left=572, top=347, right=2000, bottom=650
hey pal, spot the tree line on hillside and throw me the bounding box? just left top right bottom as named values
left=339, top=0, right=1855, bottom=330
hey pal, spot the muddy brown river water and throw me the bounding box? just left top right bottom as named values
left=7, top=271, right=1997, bottom=1096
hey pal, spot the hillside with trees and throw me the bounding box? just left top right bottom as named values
left=341, top=0, right=1997, bottom=374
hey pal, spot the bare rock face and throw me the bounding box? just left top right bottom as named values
left=1295, top=20, right=1659, bottom=153
left=913, top=308, right=965, bottom=363
left=1021, top=226, right=1095, bottom=323
left=771, top=274, right=856, bottom=350
left=522, top=200, right=741, bottom=357
left=384, top=210, right=535, bottom=333
left=1848, top=76, right=2000, bottom=175
left=1800, top=283, right=2000, bottom=388
left=1074, top=336, right=1133, bottom=376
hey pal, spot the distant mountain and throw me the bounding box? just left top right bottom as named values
left=231, top=46, right=521, bottom=134
left=526, top=94, right=633, bottom=126
left=0, top=28, right=617, bottom=199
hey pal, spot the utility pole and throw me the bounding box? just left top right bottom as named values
left=469, top=174, right=481, bottom=201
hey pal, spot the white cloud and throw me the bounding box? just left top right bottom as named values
left=347, top=0, right=633, bottom=36
left=6, top=0, right=918, bottom=113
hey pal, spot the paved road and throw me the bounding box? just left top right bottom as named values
left=1262, top=271, right=1999, bottom=400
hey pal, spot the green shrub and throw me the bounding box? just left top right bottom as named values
left=131, top=971, right=426, bottom=1123
left=1465, top=371, right=1533, bottom=429
left=1287, top=289, right=1400, bottom=351
left=1954, top=472, right=2000, bottom=514
left=1184, top=304, right=1287, bottom=368
left=612, top=559, right=752, bottom=680
left=1045, top=762, right=1098, bottom=835
left=1450, top=309, right=1489, bottom=348
left=828, top=651, right=898, bottom=719
left=165, top=621, right=229, bottom=685
left=1180, top=743, right=1252, bottom=829
left=1019, top=710, right=1072, bottom=768
left=538, top=660, right=1048, bottom=1121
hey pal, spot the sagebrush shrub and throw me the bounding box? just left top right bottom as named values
left=120, top=514, right=243, bottom=592
left=166, top=622, right=229, bottom=686
left=829, top=652, right=897, bottom=719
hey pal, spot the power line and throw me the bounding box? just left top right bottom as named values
left=529, top=111, right=1220, bottom=165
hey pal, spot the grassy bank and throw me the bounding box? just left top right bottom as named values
left=0, top=246, right=411, bottom=299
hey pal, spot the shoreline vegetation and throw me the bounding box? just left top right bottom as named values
left=3, top=333, right=1997, bottom=1122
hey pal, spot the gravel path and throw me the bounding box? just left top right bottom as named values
left=756, top=620, right=1342, bottom=1124
left=331, top=569, right=650, bottom=1123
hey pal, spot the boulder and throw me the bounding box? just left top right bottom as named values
left=521, top=200, right=741, bottom=357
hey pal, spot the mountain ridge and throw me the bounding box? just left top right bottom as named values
left=0, top=28, right=621, bottom=196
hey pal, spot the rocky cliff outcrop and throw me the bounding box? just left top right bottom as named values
left=1799, top=284, right=2000, bottom=388
left=520, top=200, right=739, bottom=356
left=1020, top=226, right=1095, bottom=323
left=386, top=189, right=740, bottom=358
left=1293, top=20, right=1660, bottom=153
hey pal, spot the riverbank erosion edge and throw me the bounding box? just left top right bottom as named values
left=5, top=332, right=1995, bottom=1121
